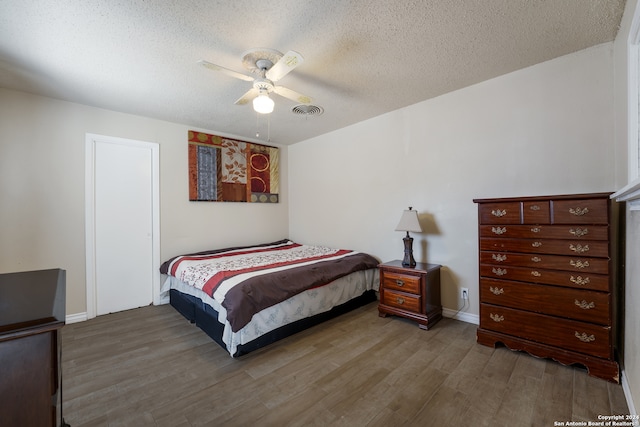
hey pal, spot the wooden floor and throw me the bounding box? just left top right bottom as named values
left=61, top=302, right=629, bottom=427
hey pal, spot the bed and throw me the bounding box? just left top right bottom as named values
left=159, top=239, right=380, bottom=357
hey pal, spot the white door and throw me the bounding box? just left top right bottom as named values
left=86, top=134, right=160, bottom=317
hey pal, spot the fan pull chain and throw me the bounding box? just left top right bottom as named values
left=255, top=112, right=260, bottom=138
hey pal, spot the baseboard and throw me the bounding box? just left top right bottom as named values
left=622, top=368, right=638, bottom=416
left=66, top=312, right=87, bottom=324
left=442, top=307, right=479, bottom=325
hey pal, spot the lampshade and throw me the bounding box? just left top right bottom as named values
left=395, top=207, right=422, bottom=233
left=253, top=92, right=274, bottom=114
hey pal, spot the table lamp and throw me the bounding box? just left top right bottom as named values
left=395, top=207, right=423, bottom=267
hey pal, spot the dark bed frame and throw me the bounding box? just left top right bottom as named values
left=170, top=288, right=377, bottom=357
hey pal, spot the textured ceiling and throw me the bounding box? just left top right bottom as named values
left=0, top=0, right=626, bottom=145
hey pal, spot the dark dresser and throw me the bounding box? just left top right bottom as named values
left=473, top=193, right=622, bottom=382
left=0, top=269, right=68, bottom=426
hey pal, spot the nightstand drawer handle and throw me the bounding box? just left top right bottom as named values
left=531, top=271, right=541, bottom=277
left=396, top=297, right=405, bottom=305
left=570, top=260, right=590, bottom=269
left=569, top=228, right=589, bottom=237
left=530, top=205, right=541, bottom=211
left=531, top=241, right=542, bottom=248
left=575, top=331, right=595, bottom=343
left=575, top=299, right=595, bottom=310
left=489, top=313, right=504, bottom=322
left=489, top=286, right=504, bottom=295
left=531, top=256, right=542, bottom=263
left=570, top=276, right=590, bottom=286
left=395, top=279, right=404, bottom=287
left=569, top=244, right=590, bottom=254
left=531, top=227, right=541, bottom=233
left=492, top=267, right=507, bottom=276
left=569, top=207, right=589, bottom=216
left=491, top=209, right=507, bottom=217
left=491, top=226, right=507, bottom=235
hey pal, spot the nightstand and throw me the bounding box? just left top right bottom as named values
left=377, top=260, right=442, bottom=330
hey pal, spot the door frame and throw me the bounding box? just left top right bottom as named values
left=85, top=133, right=161, bottom=320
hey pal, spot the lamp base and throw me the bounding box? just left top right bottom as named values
left=402, top=234, right=416, bottom=267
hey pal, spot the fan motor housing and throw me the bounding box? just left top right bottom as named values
left=253, top=78, right=274, bottom=92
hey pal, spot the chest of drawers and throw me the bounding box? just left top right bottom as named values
left=473, top=193, right=622, bottom=382
left=377, top=261, right=442, bottom=330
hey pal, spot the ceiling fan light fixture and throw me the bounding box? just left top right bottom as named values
left=253, top=92, right=274, bottom=114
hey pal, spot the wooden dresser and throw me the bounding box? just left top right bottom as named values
left=378, top=260, right=442, bottom=330
left=473, top=193, right=622, bottom=382
left=0, top=269, right=68, bottom=426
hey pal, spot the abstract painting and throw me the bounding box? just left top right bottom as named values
left=188, top=130, right=279, bottom=203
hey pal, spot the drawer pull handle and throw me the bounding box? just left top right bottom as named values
left=575, top=299, right=595, bottom=310
left=492, top=267, right=507, bottom=276
left=396, top=297, right=405, bottom=305
left=531, top=227, right=541, bottom=233
left=531, top=271, right=541, bottom=277
left=569, top=244, right=590, bottom=254
left=570, top=276, right=591, bottom=286
left=531, top=256, right=542, bottom=263
left=532, top=241, right=542, bottom=248
left=530, top=205, right=541, bottom=211
left=575, top=331, right=596, bottom=343
left=490, top=313, right=504, bottom=322
left=569, top=228, right=589, bottom=237
left=491, top=209, right=507, bottom=217
left=395, top=279, right=404, bottom=287
left=569, top=260, right=590, bottom=269
left=492, top=254, right=507, bottom=262
left=491, top=226, right=507, bottom=235
left=490, top=286, right=504, bottom=295
left=569, top=207, right=589, bottom=216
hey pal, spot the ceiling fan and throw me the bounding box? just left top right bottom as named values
left=198, top=48, right=313, bottom=114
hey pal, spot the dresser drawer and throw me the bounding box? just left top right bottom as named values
left=480, top=237, right=609, bottom=257
left=381, top=289, right=421, bottom=313
left=480, top=304, right=611, bottom=359
left=480, top=279, right=610, bottom=325
left=380, top=271, right=421, bottom=294
left=479, top=225, right=608, bottom=240
left=480, top=251, right=609, bottom=274
left=522, top=201, right=550, bottom=224
left=480, top=264, right=609, bottom=291
left=552, top=198, right=609, bottom=224
left=478, top=202, right=522, bottom=224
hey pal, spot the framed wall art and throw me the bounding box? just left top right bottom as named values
left=188, top=130, right=279, bottom=203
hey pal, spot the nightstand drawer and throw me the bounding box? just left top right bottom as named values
left=381, top=271, right=421, bottom=294
left=382, top=289, right=421, bottom=313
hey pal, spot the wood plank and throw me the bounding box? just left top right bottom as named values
left=59, top=303, right=629, bottom=426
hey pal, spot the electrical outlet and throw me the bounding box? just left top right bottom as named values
left=461, top=288, right=469, bottom=300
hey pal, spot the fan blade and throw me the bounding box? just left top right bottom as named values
left=273, top=85, right=313, bottom=104
left=266, top=50, right=304, bottom=82
left=198, top=60, right=254, bottom=82
left=234, top=87, right=259, bottom=105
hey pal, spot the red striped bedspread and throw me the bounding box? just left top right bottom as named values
left=160, top=240, right=379, bottom=331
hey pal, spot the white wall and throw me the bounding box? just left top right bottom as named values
left=289, top=43, right=616, bottom=320
left=0, top=88, right=289, bottom=315
left=613, top=0, right=640, bottom=415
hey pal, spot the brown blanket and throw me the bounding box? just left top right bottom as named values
left=222, top=252, right=379, bottom=332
